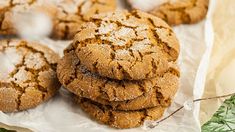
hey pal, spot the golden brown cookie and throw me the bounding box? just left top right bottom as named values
left=75, top=68, right=178, bottom=110
left=151, top=0, right=209, bottom=25
left=75, top=97, right=166, bottom=129
left=72, top=10, right=180, bottom=80
left=0, top=0, right=116, bottom=39
left=58, top=49, right=152, bottom=102
left=57, top=47, right=179, bottom=108
left=0, top=39, right=60, bottom=112
left=128, top=0, right=209, bottom=25
left=51, top=0, right=116, bottom=39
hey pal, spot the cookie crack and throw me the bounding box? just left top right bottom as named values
left=0, top=7, right=9, bottom=30
left=152, top=0, right=208, bottom=24
left=76, top=0, right=86, bottom=16
left=157, top=10, right=168, bottom=22
left=12, top=82, right=24, bottom=111
left=131, top=10, right=142, bottom=19
left=116, top=62, right=132, bottom=80
left=63, top=25, right=70, bottom=40
left=108, top=111, right=116, bottom=126
left=15, top=41, right=57, bottom=70
left=128, top=49, right=138, bottom=69
left=155, top=87, right=163, bottom=105
left=64, top=59, right=80, bottom=86
left=151, top=58, right=158, bottom=76
left=98, top=85, right=107, bottom=100
left=140, top=109, right=149, bottom=125
left=150, top=29, right=176, bottom=61
left=92, top=58, right=99, bottom=73
left=98, top=80, right=111, bottom=100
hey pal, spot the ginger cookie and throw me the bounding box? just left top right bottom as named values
left=0, top=39, right=60, bottom=112
left=128, top=0, right=209, bottom=25
left=72, top=10, right=180, bottom=80
left=57, top=49, right=152, bottom=102
left=72, top=66, right=179, bottom=110
left=57, top=47, right=179, bottom=106
left=75, top=97, right=166, bottom=129
left=0, top=0, right=116, bottom=39
left=51, top=0, right=116, bottom=39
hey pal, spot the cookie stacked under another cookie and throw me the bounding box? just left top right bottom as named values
left=57, top=10, right=180, bottom=129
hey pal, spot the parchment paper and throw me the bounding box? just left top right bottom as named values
left=0, top=0, right=216, bottom=131
left=200, top=0, right=235, bottom=125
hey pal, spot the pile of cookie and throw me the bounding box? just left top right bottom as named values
left=0, top=0, right=117, bottom=113
left=0, top=0, right=211, bottom=129
left=57, top=10, right=180, bottom=129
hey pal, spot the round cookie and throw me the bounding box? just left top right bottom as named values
left=0, top=39, right=60, bottom=112
left=51, top=0, right=116, bottom=39
left=73, top=67, right=179, bottom=110
left=0, top=0, right=116, bottom=39
left=128, top=0, right=209, bottom=25
left=57, top=49, right=152, bottom=102
left=57, top=46, right=179, bottom=106
left=72, top=10, right=180, bottom=80
left=75, top=97, right=166, bottom=129
left=151, top=0, right=209, bottom=25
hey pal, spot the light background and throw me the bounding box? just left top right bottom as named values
left=200, top=0, right=235, bottom=125
left=0, top=0, right=234, bottom=131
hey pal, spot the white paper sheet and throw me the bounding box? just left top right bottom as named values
left=0, top=0, right=216, bottom=131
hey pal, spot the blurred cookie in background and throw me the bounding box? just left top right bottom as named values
left=0, top=0, right=116, bottom=40
left=128, top=0, right=209, bottom=25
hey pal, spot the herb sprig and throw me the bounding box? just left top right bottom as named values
left=202, top=95, right=235, bottom=132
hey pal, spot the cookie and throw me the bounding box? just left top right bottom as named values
left=58, top=49, right=152, bottom=102
left=72, top=67, right=179, bottom=111
left=0, top=39, right=60, bottom=112
left=75, top=97, right=166, bottom=129
left=128, top=0, right=209, bottom=25
left=151, top=0, right=209, bottom=25
left=0, top=0, right=116, bottom=39
left=57, top=47, right=179, bottom=107
left=72, top=10, right=180, bottom=80
left=51, top=0, right=116, bottom=39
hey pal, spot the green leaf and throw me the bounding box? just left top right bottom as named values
left=0, top=128, right=16, bottom=132
left=202, top=95, right=235, bottom=132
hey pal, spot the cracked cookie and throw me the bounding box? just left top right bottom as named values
left=0, top=0, right=116, bottom=39
left=0, top=39, right=60, bottom=112
left=75, top=97, right=166, bottom=129
left=128, top=0, right=209, bottom=25
left=74, top=66, right=178, bottom=110
left=57, top=47, right=179, bottom=108
left=72, top=10, right=180, bottom=80
left=58, top=49, right=152, bottom=102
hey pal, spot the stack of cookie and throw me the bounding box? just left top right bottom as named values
left=57, top=10, right=180, bottom=129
